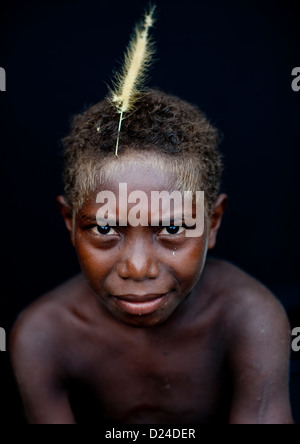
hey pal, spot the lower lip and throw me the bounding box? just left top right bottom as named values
left=113, top=295, right=167, bottom=316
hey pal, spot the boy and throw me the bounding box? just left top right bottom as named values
left=10, top=89, right=293, bottom=424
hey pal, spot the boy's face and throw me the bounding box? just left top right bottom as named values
left=58, top=159, right=227, bottom=328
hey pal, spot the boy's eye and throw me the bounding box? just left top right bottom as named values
left=160, top=226, right=185, bottom=235
left=91, top=225, right=117, bottom=236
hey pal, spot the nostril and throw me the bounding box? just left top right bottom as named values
left=117, top=261, right=129, bottom=280
left=117, top=254, right=159, bottom=281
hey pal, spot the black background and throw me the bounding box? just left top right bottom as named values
left=0, top=0, right=299, bottom=424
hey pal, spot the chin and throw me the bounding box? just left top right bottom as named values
left=115, top=312, right=171, bottom=329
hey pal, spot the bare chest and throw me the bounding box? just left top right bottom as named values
left=68, top=329, right=231, bottom=424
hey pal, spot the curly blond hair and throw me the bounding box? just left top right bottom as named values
left=62, top=88, right=223, bottom=216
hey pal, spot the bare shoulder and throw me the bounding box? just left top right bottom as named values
left=204, top=259, right=293, bottom=423
left=9, top=275, right=87, bottom=424
left=205, top=257, right=290, bottom=330
left=9, top=274, right=87, bottom=370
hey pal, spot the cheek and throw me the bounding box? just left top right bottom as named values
left=75, top=241, right=117, bottom=285
left=170, top=239, right=207, bottom=287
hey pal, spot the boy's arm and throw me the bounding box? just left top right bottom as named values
left=9, top=308, right=76, bottom=424
left=227, top=287, right=294, bottom=424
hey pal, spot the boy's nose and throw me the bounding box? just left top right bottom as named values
left=117, top=242, right=159, bottom=281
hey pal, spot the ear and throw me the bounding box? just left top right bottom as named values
left=56, top=196, right=75, bottom=246
left=207, top=194, right=228, bottom=249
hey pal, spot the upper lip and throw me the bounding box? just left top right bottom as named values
left=112, top=293, right=168, bottom=303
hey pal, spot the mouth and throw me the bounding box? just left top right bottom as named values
left=112, top=293, right=169, bottom=316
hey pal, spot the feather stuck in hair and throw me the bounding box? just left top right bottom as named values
left=108, top=5, right=156, bottom=156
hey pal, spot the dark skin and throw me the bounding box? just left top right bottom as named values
left=10, top=160, right=294, bottom=424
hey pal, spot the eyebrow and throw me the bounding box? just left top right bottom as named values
left=152, top=212, right=195, bottom=225
left=79, top=213, right=195, bottom=226
left=79, top=213, right=118, bottom=226
left=79, top=214, right=97, bottom=224
left=151, top=217, right=184, bottom=226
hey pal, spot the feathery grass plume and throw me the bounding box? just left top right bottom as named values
left=108, top=5, right=156, bottom=156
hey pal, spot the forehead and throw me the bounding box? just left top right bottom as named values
left=78, top=154, right=205, bottom=233
left=81, top=159, right=203, bottom=223
left=74, top=150, right=203, bottom=215
left=100, top=156, right=178, bottom=194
